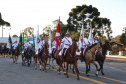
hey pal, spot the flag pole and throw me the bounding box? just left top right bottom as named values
left=59, top=16, right=61, bottom=44
left=82, top=17, right=84, bottom=47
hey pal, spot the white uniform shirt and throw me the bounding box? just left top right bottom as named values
left=12, top=43, right=18, bottom=50
left=52, top=40, right=56, bottom=48
left=61, top=37, right=72, bottom=48
left=81, top=37, right=89, bottom=48
left=39, top=39, right=45, bottom=49
left=94, top=40, right=99, bottom=44
left=24, top=42, right=31, bottom=49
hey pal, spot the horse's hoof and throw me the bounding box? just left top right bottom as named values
left=77, top=78, right=80, bottom=80
left=35, top=68, right=37, bottom=70
left=46, top=71, right=47, bottom=73
left=52, top=67, right=54, bottom=69
left=86, top=74, right=89, bottom=77
left=49, top=68, right=50, bottom=69
left=43, top=69, right=44, bottom=71
left=102, top=73, right=104, bottom=75
left=66, top=76, right=69, bottom=78
left=73, top=71, right=75, bottom=74
left=40, top=69, right=41, bottom=71
left=95, top=74, right=98, bottom=76
left=58, top=72, right=60, bottom=75
left=64, top=73, right=66, bottom=75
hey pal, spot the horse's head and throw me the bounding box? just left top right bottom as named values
left=95, top=42, right=102, bottom=54
left=104, top=41, right=112, bottom=51
left=44, top=42, right=48, bottom=49
left=70, top=39, right=78, bottom=55
left=43, top=42, right=49, bottom=55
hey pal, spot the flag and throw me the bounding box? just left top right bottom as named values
left=78, top=25, right=84, bottom=50
left=7, top=34, right=12, bottom=49
left=23, top=32, right=24, bottom=49
left=8, top=34, right=12, bottom=44
left=18, top=32, right=22, bottom=51
left=55, top=18, right=60, bottom=50
left=48, top=28, right=52, bottom=54
left=88, top=26, right=94, bottom=45
left=35, top=25, right=40, bottom=50
left=33, top=34, right=35, bottom=47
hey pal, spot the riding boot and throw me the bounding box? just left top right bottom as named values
left=81, top=48, right=84, bottom=62
left=81, top=55, right=84, bottom=62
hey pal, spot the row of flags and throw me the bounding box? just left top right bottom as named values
left=8, top=17, right=94, bottom=52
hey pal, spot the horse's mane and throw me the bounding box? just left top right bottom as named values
left=88, top=43, right=98, bottom=49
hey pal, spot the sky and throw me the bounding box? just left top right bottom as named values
left=0, top=0, right=126, bottom=38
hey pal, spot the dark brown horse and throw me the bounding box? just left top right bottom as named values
left=13, top=46, right=20, bottom=64
left=39, top=42, right=49, bottom=72
left=84, top=42, right=102, bottom=76
left=95, top=41, right=112, bottom=75
left=56, top=40, right=79, bottom=80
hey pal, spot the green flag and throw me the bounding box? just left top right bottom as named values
left=18, top=32, right=22, bottom=51
left=33, top=35, right=35, bottom=47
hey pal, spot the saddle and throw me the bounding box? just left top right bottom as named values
left=58, top=48, right=69, bottom=57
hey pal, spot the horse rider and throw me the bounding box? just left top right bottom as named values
left=24, top=39, right=31, bottom=55
left=61, top=32, right=72, bottom=62
left=93, top=36, right=99, bottom=55
left=94, top=36, right=99, bottom=44
left=38, top=35, right=45, bottom=57
left=80, top=33, right=89, bottom=62
left=12, top=40, right=18, bottom=56
left=52, top=40, right=57, bottom=58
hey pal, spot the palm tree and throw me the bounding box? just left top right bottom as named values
left=0, top=13, right=11, bottom=37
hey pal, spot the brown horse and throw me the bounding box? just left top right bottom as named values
left=84, top=42, right=102, bottom=76
left=96, top=41, right=112, bottom=75
left=13, top=46, right=20, bottom=64
left=56, top=39, right=79, bottom=80
left=39, top=42, right=49, bottom=72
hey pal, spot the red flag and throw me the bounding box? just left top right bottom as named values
left=55, top=19, right=60, bottom=50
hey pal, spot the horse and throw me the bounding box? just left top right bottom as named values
left=39, top=42, right=49, bottom=72
left=95, top=41, right=112, bottom=75
left=84, top=42, right=102, bottom=76
left=2, top=45, right=7, bottom=57
left=0, top=44, right=2, bottom=55
left=23, top=46, right=34, bottom=67
left=13, top=46, right=20, bottom=64
left=56, top=39, right=79, bottom=80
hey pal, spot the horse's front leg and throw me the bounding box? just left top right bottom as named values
left=101, top=60, right=105, bottom=75
left=15, top=56, right=18, bottom=64
left=92, top=61, right=99, bottom=76
left=13, top=55, right=15, bottom=63
left=39, top=59, right=42, bottom=70
left=86, top=61, right=89, bottom=76
left=48, top=57, right=51, bottom=69
left=35, top=55, right=37, bottom=69
left=73, top=62, right=80, bottom=80
left=66, top=62, right=69, bottom=77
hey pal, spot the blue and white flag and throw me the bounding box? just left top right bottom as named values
left=7, top=34, right=12, bottom=49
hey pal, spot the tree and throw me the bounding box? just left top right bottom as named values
left=0, top=13, right=11, bottom=37
left=67, top=5, right=100, bottom=32
left=120, top=33, right=126, bottom=46
left=23, top=27, right=34, bottom=38
left=42, top=19, right=68, bottom=41
left=12, top=34, right=18, bottom=37
left=111, top=35, right=121, bottom=43
left=67, top=5, right=112, bottom=42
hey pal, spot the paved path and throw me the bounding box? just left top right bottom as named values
left=0, top=56, right=126, bottom=84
